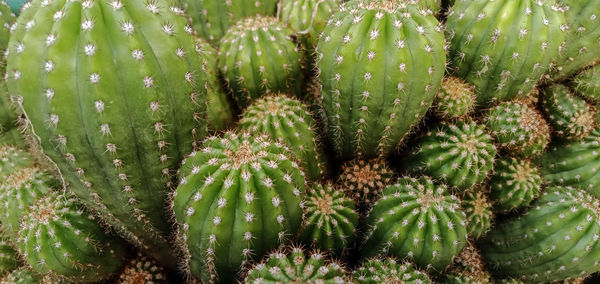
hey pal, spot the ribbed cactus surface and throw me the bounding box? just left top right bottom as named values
left=490, top=157, right=542, bottom=213
left=352, top=258, right=431, bottom=284
left=433, top=77, right=476, bottom=120
left=543, top=85, right=596, bottom=140
left=572, top=65, right=600, bottom=103
left=0, top=235, right=18, bottom=276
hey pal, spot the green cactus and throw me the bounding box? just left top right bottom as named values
left=1, top=268, right=40, bottom=284
left=239, top=94, right=327, bottom=181
left=0, top=1, right=13, bottom=52
left=300, top=183, right=358, bottom=254
left=433, top=77, right=476, bottom=120
left=173, top=132, right=306, bottom=282
left=0, top=146, right=31, bottom=177
left=360, top=177, right=468, bottom=271
left=484, top=100, right=550, bottom=157
left=219, top=16, right=302, bottom=109
left=6, top=0, right=210, bottom=264
left=543, top=85, right=596, bottom=140
left=481, top=186, right=600, bottom=282
left=0, top=235, right=18, bottom=276
left=0, top=82, right=24, bottom=148
left=316, top=0, right=446, bottom=159
left=405, top=121, right=497, bottom=190
left=489, top=157, right=542, bottom=213
left=118, top=253, right=167, bottom=284
left=338, top=158, right=394, bottom=210
left=447, top=0, right=566, bottom=104
left=17, top=190, right=126, bottom=282
left=571, top=65, right=600, bottom=104
left=462, top=190, right=492, bottom=239
left=352, top=258, right=431, bottom=284
left=442, top=243, right=492, bottom=284
left=280, top=0, right=340, bottom=49
left=244, top=246, right=347, bottom=283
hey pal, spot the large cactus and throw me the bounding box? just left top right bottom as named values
left=316, top=0, right=446, bottom=159
left=447, top=0, right=566, bottom=104
left=6, top=0, right=210, bottom=264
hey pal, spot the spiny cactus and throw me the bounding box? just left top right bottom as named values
left=17, top=191, right=126, bottom=282
left=0, top=1, right=13, bottom=51
left=0, top=82, right=24, bottom=148
left=118, top=253, right=167, bottom=284
left=433, top=77, right=476, bottom=120
left=462, top=190, right=492, bottom=239
left=352, top=257, right=431, bottom=284
left=219, top=16, right=302, bottom=109
left=6, top=0, right=210, bottom=264
left=316, top=0, right=446, bottom=159
left=360, top=177, right=468, bottom=271
left=239, top=94, right=327, bottom=181
left=442, top=243, right=492, bottom=284
left=0, top=146, right=31, bottom=177
left=447, top=0, right=566, bottom=104
left=1, top=268, right=40, bottom=284
left=0, top=235, right=18, bottom=276
left=543, top=85, right=596, bottom=140
left=489, top=157, right=542, bottom=213
left=571, top=65, right=600, bottom=104
left=484, top=100, right=550, bottom=157
left=338, top=158, right=394, bottom=210
left=244, top=246, right=347, bottom=283
left=280, top=0, right=340, bottom=49
left=481, top=186, right=600, bottom=282
left=405, top=121, right=497, bottom=190
left=173, top=132, right=305, bottom=282
left=300, top=183, right=358, bottom=254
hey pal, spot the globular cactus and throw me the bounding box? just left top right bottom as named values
left=300, top=183, right=358, bottom=254
left=244, top=246, right=347, bottom=283
left=338, top=158, right=394, bottom=210
left=447, top=0, right=566, bottom=104
left=571, top=65, right=600, bottom=104
left=17, top=191, right=126, bottom=282
left=239, top=94, right=327, bottom=181
left=118, top=253, right=167, bottom=284
left=405, top=121, right=497, bottom=190
left=462, top=190, right=492, bottom=239
left=484, top=100, right=550, bottom=157
left=360, top=177, right=468, bottom=271
left=543, top=85, right=596, bottom=140
left=1, top=268, right=40, bottom=284
left=433, top=77, right=476, bottom=120
left=6, top=0, right=210, bottom=264
left=489, top=157, right=542, bottom=213
left=219, top=16, right=302, bottom=109
left=173, top=132, right=305, bottom=282
left=316, top=0, right=446, bottom=160
left=481, top=186, right=600, bottom=282
left=352, top=258, right=431, bottom=284
left=280, top=0, right=340, bottom=49
left=0, top=146, right=31, bottom=177
left=0, top=235, right=18, bottom=276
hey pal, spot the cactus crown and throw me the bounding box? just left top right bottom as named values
left=462, top=190, right=493, bottom=239
left=338, top=158, right=394, bottom=209
left=543, top=85, right=596, bottom=140
left=118, top=254, right=167, bottom=284
left=352, top=257, right=431, bottom=283
left=490, top=157, right=542, bottom=213
left=434, top=77, right=476, bottom=120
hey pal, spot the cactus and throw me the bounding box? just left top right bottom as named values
left=481, top=186, right=600, bottom=282
left=405, top=121, right=497, bottom=190
left=543, top=85, right=596, bottom=140
left=0, top=235, right=18, bottom=276
left=0, top=1, right=13, bottom=51
left=0, top=146, right=31, bottom=177
left=352, top=257, right=431, bottom=284
left=489, top=157, right=542, bottom=213
left=6, top=0, right=210, bottom=264
left=0, top=82, right=24, bottom=148
left=239, top=94, right=327, bottom=181
left=446, top=0, right=566, bottom=104
left=280, top=0, right=340, bottom=49
left=462, top=190, right=492, bottom=239
left=300, top=183, right=358, bottom=254
left=571, top=65, right=600, bottom=104
left=219, top=16, right=302, bottom=109
left=433, top=77, right=476, bottom=120
left=244, top=246, right=347, bottom=283
left=442, top=244, right=492, bottom=284
left=484, top=100, right=550, bottom=157
left=17, top=191, right=126, bottom=282
left=1, top=268, right=40, bottom=284
left=118, top=253, right=167, bottom=284
left=173, top=132, right=305, bottom=282
left=360, top=177, right=468, bottom=271
left=338, top=158, right=394, bottom=210
left=316, top=0, right=446, bottom=160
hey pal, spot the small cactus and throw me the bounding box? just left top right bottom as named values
left=118, top=253, right=167, bottom=284
left=338, top=158, right=394, bottom=210
left=352, top=257, right=431, bottom=284
left=433, top=77, right=476, bottom=120
left=0, top=235, right=18, bottom=276
left=489, top=157, right=542, bottom=213
left=462, top=190, right=493, bottom=239
left=1, top=268, right=41, bottom=284
left=571, top=65, right=600, bottom=104
left=543, top=85, right=596, bottom=140
left=442, top=243, right=492, bottom=284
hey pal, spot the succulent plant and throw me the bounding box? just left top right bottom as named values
left=447, top=0, right=566, bottom=104
left=0, top=268, right=40, bottom=284
left=316, top=0, right=446, bottom=160
left=405, top=121, right=497, bottom=190
left=484, top=100, right=550, bottom=157
left=173, top=132, right=305, bottom=282
left=481, top=186, right=600, bottom=282
left=433, top=77, right=476, bottom=120
left=0, top=146, right=31, bottom=177
left=461, top=190, right=493, bottom=239
left=0, top=83, right=24, bottom=148
left=280, top=0, right=340, bottom=49
left=352, top=257, right=431, bottom=284
left=442, top=243, right=492, bottom=284
left=360, top=177, right=468, bottom=271
left=489, top=157, right=542, bottom=213
left=239, top=94, right=327, bottom=181
left=244, top=246, right=347, bottom=283
left=300, top=183, right=358, bottom=254
left=543, top=85, right=596, bottom=140
left=571, top=65, right=600, bottom=104
left=0, top=1, right=13, bottom=50
left=0, top=235, right=18, bottom=276
left=118, top=253, right=167, bottom=284
left=6, top=0, right=210, bottom=264
left=338, top=158, right=394, bottom=210
left=219, top=16, right=302, bottom=109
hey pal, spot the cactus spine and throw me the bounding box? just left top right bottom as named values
left=352, top=258, right=431, bottom=284
left=433, top=77, right=476, bottom=120
left=543, top=85, right=596, bottom=140
left=489, top=157, right=542, bottom=213
left=338, top=158, right=394, bottom=210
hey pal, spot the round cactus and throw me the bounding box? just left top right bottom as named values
left=300, top=183, right=359, bottom=254
left=118, top=253, right=167, bottom=284
left=0, top=146, right=32, bottom=177
left=316, top=0, right=446, bottom=160
left=352, top=258, right=431, bottom=284
left=484, top=100, right=551, bottom=157
left=433, top=77, right=476, bottom=120
left=244, top=246, right=347, bottom=283
left=0, top=235, right=18, bottom=276
left=219, top=16, right=302, bottom=109
left=6, top=0, right=211, bottom=264
left=571, top=65, right=600, bottom=104
left=17, top=191, right=126, bottom=282
left=462, top=190, right=493, bottom=239
left=360, top=177, right=468, bottom=271
left=543, top=85, right=596, bottom=140
left=489, top=157, right=542, bottom=213
left=447, top=0, right=566, bottom=104
left=338, top=158, right=394, bottom=210
left=405, top=121, right=497, bottom=190
left=280, top=0, right=340, bottom=49
left=481, top=186, right=600, bottom=282
left=173, top=132, right=306, bottom=282
left=239, top=94, right=327, bottom=181
left=0, top=268, right=40, bottom=284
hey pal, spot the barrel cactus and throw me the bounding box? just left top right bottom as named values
left=433, top=77, right=476, bottom=120
left=447, top=0, right=566, bottom=104
left=352, top=257, right=431, bottom=284
left=489, top=157, right=542, bottom=213
left=543, top=85, right=596, bottom=140
left=338, top=158, right=394, bottom=210
left=316, top=0, right=446, bottom=159
left=280, top=0, right=340, bottom=49
left=0, top=235, right=18, bottom=276
left=481, top=186, right=600, bottom=282
left=462, top=190, right=493, bottom=239
left=360, top=177, right=468, bottom=271
left=571, top=65, right=600, bottom=104
left=173, top=132, right=305, bottom=282
left=118, top=253, right=167, bottom=284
